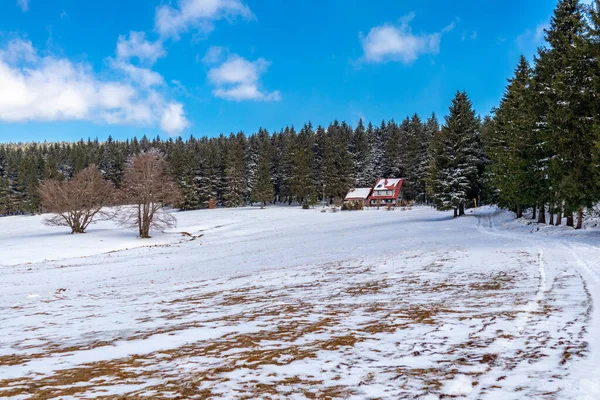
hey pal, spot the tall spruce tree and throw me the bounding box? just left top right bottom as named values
left=531, top=0, right=599, bottom=226
left=428, top=91, right=482, bottom=217
left=251, top=152, right=275, bottom=208
left=291, top=124, right=315, bottom=206
left=250, top=130, right=275, bottom=208
left=352, top=119, right=373, bottom=187
left=488, top=56, right=536, bottom=218
left=223, top=133, right=247, bottom=207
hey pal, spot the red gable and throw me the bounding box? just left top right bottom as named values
left=368, top=178, right=403, bottom=200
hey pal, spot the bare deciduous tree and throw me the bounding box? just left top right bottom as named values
left=118, top=151, right=181, bottom=238
left=40, top=165, right=115, bottom=233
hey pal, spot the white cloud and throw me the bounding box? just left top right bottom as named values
left=155, top=0, right=253, bottom=39
left=201, top=45, right=224, bottom=64
left=207, top=53, right=280, bottom=101
left=160, top=103, right=190, bottom=133
left=109, top=59, right=165, bottom=88
left=16, top=0, right=29, bottom=12
left=0, top=39, right=37, bottom=64
left=0, top=39, right=188, bottom=136
left=442, top=21, right=456, bottom=33
left=214, top=84, right=280, bottom=102
left=360, top=14, right=453, bottom=64
left=208, top=55, right=266, bottom=85
left=116, top=31, right=165, bottom=65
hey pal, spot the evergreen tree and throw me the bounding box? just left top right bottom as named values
left=403, top=114, right=425, bottom=200
left=545, top=0, right=599, bottom=226
left=352, top=119, right=373, bottom=187
left=421, top=113, right=440, bottom=203
left=291, top=124, right=315, bottom=206
left=251, top=145, right=275, bottom=208
left=383, top=119, right=403, bottom=178
left=223, top=133, right=247, bottom=207
left=369, top=122, right=385, bottom=182
left=428, top=91, right=482, bottom=217
left=487, top=56, right=536, bottom=217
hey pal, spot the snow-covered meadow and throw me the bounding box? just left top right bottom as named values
left=0, top=206, right=599, bottom=399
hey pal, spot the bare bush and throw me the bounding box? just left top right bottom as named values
left=40, top=165, right=115, bottom=234
left=118, top=151, right=181, bottom=239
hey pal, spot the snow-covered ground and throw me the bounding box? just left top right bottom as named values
left=0, top=206, right=599, bottom=399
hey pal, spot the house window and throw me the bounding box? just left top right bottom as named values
left=386, top=190, right=392, bottom=195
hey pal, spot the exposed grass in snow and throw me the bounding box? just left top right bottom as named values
left=0, top=206, right=598, bottom=398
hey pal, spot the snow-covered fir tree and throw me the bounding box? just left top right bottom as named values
left=428, top=91, right=482, bottom=217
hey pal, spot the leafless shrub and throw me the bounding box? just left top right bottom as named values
left=39, top=165, right=115, bottom=234
left=118, top=150, right=181, bottom=239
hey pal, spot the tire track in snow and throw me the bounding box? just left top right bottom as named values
left=564, top=243, right=600, bottom=284
left=470, top=211, right=551, bottom=398
left=474, top=209, right=600, bottom=399
left=561, top=243, right=600, bottom=399
left=468, top=248, right=547, bottom=399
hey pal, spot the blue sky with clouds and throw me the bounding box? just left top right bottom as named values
left=0, top=0, right=578, bottom=142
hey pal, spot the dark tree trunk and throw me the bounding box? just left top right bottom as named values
left=566, top=211, right=574, bottom=227
left=549, top=212, right=554, bottom=225
left=516, top=205, right=523, bottom=219
left=453, top=208, right=458, bottom=218
left=538, top=203, right=546, bottom=224
left=555, top=204, right=562, bottom=226
left=576, top=208, right=583, bottom=230
left=532, top=205, right=537, bottom=220
left=458, top=203, right=465, bottom=216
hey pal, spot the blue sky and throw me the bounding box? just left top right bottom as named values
left=0, top=0, right=570, bottom=142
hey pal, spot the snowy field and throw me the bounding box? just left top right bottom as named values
left=0, top=206, right=599, bottom=399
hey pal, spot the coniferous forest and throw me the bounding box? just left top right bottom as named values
left=1, top=0, right=599, bottom=227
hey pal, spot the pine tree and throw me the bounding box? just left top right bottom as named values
left=352, top=119, right=373, bottom=187
left=383, top=119, right=404, bottom=178
left=488, top=56, right=536, bottom=217
left=251, top=149, right=275, bottom=208
left=403, top=114, right=425, bottom=200
left=291, top=124, right=315, bottom=206
left=590, top=1, right=600, bottom=204
left=196, top=139, right=221, bottom=208
left=532, top=0, right=599, bottom=226
left=369, top=122, right=385, bottom=182
left=223, top=134, right=247, bottom=207
left=421, top=113, right=440, bottom=203
left=428, top=91, right=482, bottom=217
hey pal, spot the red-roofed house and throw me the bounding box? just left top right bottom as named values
left=368, top=178, right=403, bottom=207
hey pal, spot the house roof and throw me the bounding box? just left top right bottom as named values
left=373, top=178, right=402, bottom=191
left=369, top=178, right=403, bottom=200
left=344, top=188, right=372, bottom=200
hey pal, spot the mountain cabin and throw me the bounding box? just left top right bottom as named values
left=368, top=178, right=403, bottom=207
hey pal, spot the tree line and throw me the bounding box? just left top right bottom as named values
left=0, top=115, right=442, bottom=214
left=1, top=0, right=599, bottom=230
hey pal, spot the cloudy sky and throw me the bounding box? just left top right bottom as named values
left=0, top=0, right=581, bottom=142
